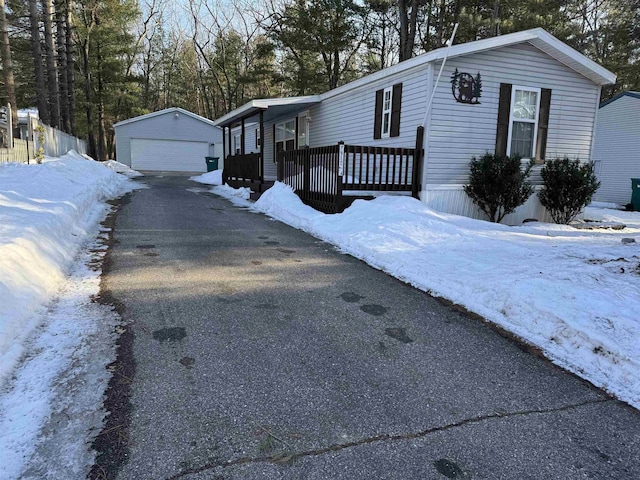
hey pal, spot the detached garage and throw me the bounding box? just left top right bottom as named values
left=114, top=108, right=223, bottom=173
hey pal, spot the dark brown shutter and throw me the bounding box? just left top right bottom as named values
left=273, top=123, right=276, bottom=163
left=495, top=83, right=512, bottom=156
left=373, top=88, right=383, bottom=139
left=535, top=88, right=552, bottom=164
left=390, top=83, right=403, bottom=137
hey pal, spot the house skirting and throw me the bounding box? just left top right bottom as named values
left=421, top=185, right=554, bottom=225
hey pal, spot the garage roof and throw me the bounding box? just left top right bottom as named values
left=114, top=107, right=218, bottom=128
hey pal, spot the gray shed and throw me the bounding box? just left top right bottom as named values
left=593, top=92, right=640, bottom=205
left=114, top=107, right=223, bottom=173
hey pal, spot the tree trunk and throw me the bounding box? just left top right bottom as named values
left=0, top=0, right=18, bottom=136
left=42, top=0, right=60, bottom=128
left=492, top=0, right=500, bottom=37
left=96, top=44, right=107, bottom=161
left=436, top=0, right=446, bottom=47
left=82, top=39, right=96, bottom=158
left=398, top=0, right=419, bottom=61
left=28, top=0, right=50, bottom=125
left=54, top=0, right=70, bottom=132
left=64, top=0, right=74, bottom=133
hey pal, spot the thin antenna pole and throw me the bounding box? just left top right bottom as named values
left=422, top=23, right=459, bottom=128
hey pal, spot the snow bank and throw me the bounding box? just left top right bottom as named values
left=0, top=152, right=133, bottom=385
left=254, top=182, right=640, bottom=409
left=191, top=169, right=222, bottom=185
left=209, top=184, right=252, bottom=207
left=103, top=159, right=143, bottom=178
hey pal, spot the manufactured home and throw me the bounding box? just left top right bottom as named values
left=215, top=28, right=615, bottom=223
left=114, top=108, right=223, bottom=173
left=592, top=92, right=640, bottom=206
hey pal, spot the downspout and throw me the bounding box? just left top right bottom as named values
left=420, top=23, right=459, bottom=199
left=589, top=85, right=602, bottom=165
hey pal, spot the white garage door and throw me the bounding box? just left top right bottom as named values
left=131, top=138, right=209, bottom=172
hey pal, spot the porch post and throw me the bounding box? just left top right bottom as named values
left=228, top=123, right=232, bottom=157
left=222, top=125, right=226, bottom=163
left=259, top=110, right=264, bottom=182
left=241, top=118, right=246, bottom=155
left=412, top=126, right=424, bottom=199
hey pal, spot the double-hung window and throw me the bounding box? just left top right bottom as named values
left=374, top=83, right=402, bottom=139
left=275, top=119, right=295, bottom=153
left=381, top=86, right=393, bottom=138
left=233, top=133, right=241, bottom=154
left=255, top=128, right=261, bottom=149
left=507, top=86, right=541, bottom=159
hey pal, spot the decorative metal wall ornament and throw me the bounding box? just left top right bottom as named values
left=450, top=69, right=482, bottom=104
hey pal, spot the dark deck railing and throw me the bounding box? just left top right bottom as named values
left=223, top=153, right=262, bottom=187
left=342, top=145, right=417, bottom=192
left=277, top=127, right=424, bottom=214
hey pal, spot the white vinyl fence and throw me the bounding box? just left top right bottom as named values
left=36, top=123, right=87, bottom=157
left=1, top=113, right=86, bottom=164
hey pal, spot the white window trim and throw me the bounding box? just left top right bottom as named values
left=506, top=85, right=541, bottom=159
left=381, top=86, right=393, bottom=139
left=298, top=111, right=309, bottom=147
left=275, top=119, right=296, bottom=143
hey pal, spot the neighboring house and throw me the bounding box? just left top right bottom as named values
left=215, top=28, right=615, bottom=224
left=114, top=108, right=223, bottom=173
left=592, top=92, right=640, bottom=206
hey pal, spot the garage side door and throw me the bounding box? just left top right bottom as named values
left=131, top=138, right=209, bottom=172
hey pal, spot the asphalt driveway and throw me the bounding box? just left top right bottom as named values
left=98, top=175, right=639, bottom=480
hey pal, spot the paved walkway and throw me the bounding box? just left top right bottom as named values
left=102, top=176, right=639, bottom=480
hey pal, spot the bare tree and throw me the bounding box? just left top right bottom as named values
left=65, top=0, right=74, bottom=133
left=76, top=1, right=98, bottom=158
left=55, top=0, right=70, bottom=132
left=42, top=0, right=60, bottom=128
left=28, top=0, right=50, bottom=125
left=0, top=0, right=18, bottom=136
left=398, top=0, right=419, bottom=61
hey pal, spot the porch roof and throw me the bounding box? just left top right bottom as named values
left=213, top=96, right=321, bottom=128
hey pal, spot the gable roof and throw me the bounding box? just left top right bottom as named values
left=599, top=91, right=640, bottom=109
left=114, top=107, right=219, bottom=128
left=214, top=28, right=615, bottom=128
left=321, top=28, right=614, bottom=103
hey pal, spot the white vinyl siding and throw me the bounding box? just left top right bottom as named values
left=307, top=65, right=430, bottom=149
left=131, top=138, right=209, bottom=172
left=592, top=95, right=640, bottom=205
left=264, top=124, right=276, bottom=179
left=426, top=42, right=599, bottom=186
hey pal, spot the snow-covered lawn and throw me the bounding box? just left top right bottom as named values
left=0, top=152, right=136, bottom=478
left=216, top=182, right=640, bottom=409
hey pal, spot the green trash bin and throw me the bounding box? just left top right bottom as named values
left=632, top=178, right=640, bottom=211
left=205, top=156, right=219, bottom=172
